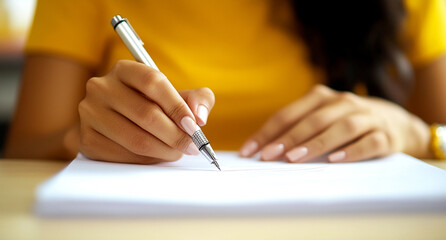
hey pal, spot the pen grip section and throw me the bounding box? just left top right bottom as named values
left=191, top=130, right=209, bottom=150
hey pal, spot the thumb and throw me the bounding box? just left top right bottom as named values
left=179, top=87, right=215, bottom=126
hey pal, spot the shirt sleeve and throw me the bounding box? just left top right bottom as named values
left=403, top=0, right=446, bottom=67
left=25, top=0, right=108, bottom=69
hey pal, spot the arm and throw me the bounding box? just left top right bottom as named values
left=406, top=56, right=446, bottom=124
left=4, top=54, right=91, bottom=159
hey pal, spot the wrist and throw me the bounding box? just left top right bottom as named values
left=429, top=123, right=446, bottom=160
left=403, top=116, right=435, bottom=159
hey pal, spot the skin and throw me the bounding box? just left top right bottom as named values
left=5, top=56, right=215, bottom=163
left=4, top=54, right=446, bottom=163
left=240, top=56, right=446, bottom=162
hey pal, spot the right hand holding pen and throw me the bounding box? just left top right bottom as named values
left=78, top=60, right=215, bottom=164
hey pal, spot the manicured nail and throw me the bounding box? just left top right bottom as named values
left=239, top=140, right=258, bottom=157
left=181, top=116, right=199, bottom=136
left=197, top=105, right=209, bottom=126
left=328, top=151, right=346, bottom=162
left=184, top=142, right=200, bottom=155
left=261, top=144, right=284, bottom=161
left=286, top=147, right=308, bottom=162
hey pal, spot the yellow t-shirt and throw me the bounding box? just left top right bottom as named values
left=26, top=0, right=446, bottom=150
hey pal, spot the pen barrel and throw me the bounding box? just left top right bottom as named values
left=113, top=18, right=159, bottom=70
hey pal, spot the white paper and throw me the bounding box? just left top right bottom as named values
left=35, top=152, right=446, bottom=216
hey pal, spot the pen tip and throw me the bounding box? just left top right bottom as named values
left=213, top=161, right=221, bottom=171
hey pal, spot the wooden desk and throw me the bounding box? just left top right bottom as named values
left=1, top=158, right=445, bottom=240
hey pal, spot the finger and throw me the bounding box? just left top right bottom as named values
left=112, top=60, right=198, bottom=135
left=103, top=79, right=197, bottom=154
left=260, top=93, right=361, bottom=161
left=239, top=85, right=336, bottom=157
left=80, top=126, right=181, bottom=164
left=179, top=88, right=215, bottom=126
left=327, top=131, right=391, bottom=163
left=285, top=113, right=375, bottom=163
left=79, top=100, right=188, bottom=160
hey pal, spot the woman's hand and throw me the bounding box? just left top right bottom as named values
left=239, top=85, right=433, bottom=163
left=79, top=60, right=215, bottom=164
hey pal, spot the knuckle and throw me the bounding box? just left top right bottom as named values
left=78, top=100, right=87, bottom=116
left=338, top=92, right=361, bottom=107
left=112, top=60, right=130, bottom=75
left=311, top=84, right=327, bottom=93
left=311, top=84, right=332, bottom=97
left=142, top=110, right=159, bottom=128
left=138, top=71, right=169, bottom=99
left=342, top=116, right=363, bottom=134
left=173, top=134, right=192, bottom=151
left=369, top=132, right=387, bottom=152
left=78, top=100, right=93, bottom=119
left=85, top=77, right=102, bottom=93
left=135, top=104, right=160, bottom=125
left=167, top=102, right=187, bottom=120
left=338, top=92, right=356, bottom=103
left=141, top=70, right=166, bottom=89
left=112, top=60, right=124, bottom=73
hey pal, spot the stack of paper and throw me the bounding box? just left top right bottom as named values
left=35, top=152, right=446, bottom=216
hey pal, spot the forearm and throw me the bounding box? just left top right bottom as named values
left=403, top=56, right=446, bottom=159
left=4, top=55, right=90, bottom=160
left=406, top=56, right=446, bottom=124
left=4, top=124, right=79, bottom=160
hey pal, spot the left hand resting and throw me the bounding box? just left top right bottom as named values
left=239, top=85, right=432, bottom=163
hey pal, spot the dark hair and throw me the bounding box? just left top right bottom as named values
left=290, top=0, right=412, bottom=103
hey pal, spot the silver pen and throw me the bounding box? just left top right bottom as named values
left=111, top=15, right=221, bottom=171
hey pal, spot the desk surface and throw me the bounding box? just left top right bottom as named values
left=1, top=158, right=445, bottom=240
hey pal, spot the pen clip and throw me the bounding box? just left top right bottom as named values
left=124, top=18, right=144, bottom=46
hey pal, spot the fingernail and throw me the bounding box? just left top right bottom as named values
left=185, top=142, right=200, bottom=155
left=181, top=116, right=199, bottom=136
left=261, top=144, right=284, bottom=161
left=328, top=151, right=346, bottom=162
left=239, top=140, right=258, bottom=157
left=286, top=147, right=308, bottom=162
left=197, top=105, right=209, bottom=126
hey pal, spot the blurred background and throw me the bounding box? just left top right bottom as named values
left=0, top=0, right=36, bottom=156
